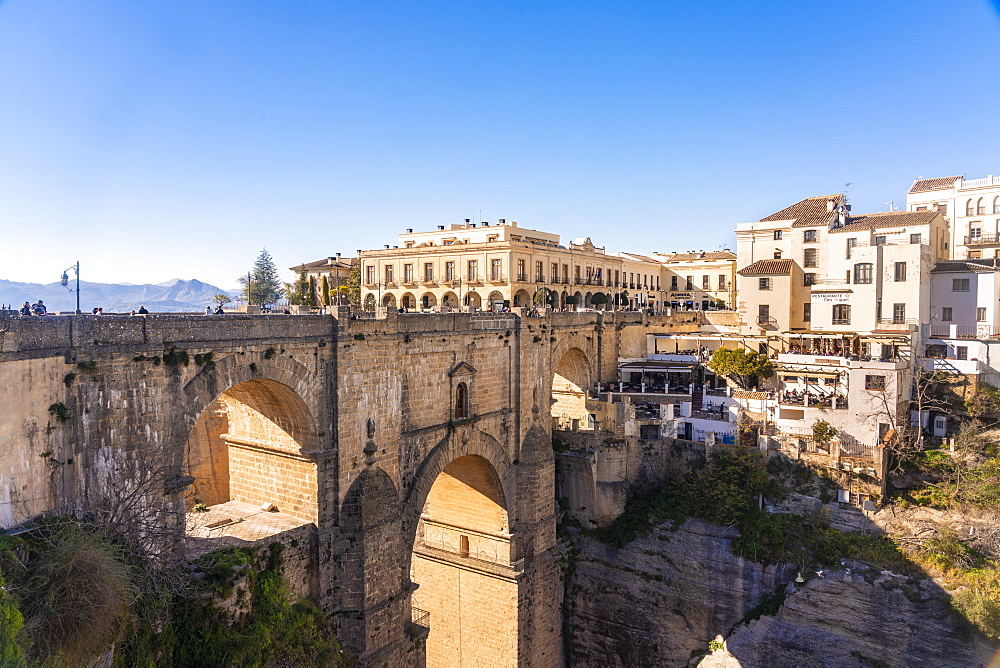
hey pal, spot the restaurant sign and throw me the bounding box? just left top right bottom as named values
left=811, top=292, right=850, bottom=304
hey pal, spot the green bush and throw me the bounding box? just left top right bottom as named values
left=953, top=565, right=1000, bottom=640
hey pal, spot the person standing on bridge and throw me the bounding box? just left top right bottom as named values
left=19, top=301, right=31, bottom=316
left=137, top=305, right=148, bottom=314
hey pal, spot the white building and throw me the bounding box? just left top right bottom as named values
left=907, top=174, right=1000, bottom=261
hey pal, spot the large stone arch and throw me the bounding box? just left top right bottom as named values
left=551, top=343, right=594, bottom=430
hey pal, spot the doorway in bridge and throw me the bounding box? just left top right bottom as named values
left=410, top=455, right=518, bottom=667
left=184, top=379, right=318, bottom=553
left=552, top=347, right=594, bottom=430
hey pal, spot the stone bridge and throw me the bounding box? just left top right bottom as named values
left=0, top=309, right=701, bottom=666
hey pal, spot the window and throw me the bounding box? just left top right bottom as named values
left=718, top=275, right=726, bottom=290
left=853, top=263, right=873, bottom=284
left=758, top=304, right=770, bottom=322
left=404, top=264, right=414, bottom=282
left=517, top=259, right=526, bottom=281
left=803, top=248, right=818, bottom=267
left=803, top=303, right=811, bottom=322
left=468, top=260, right=478, bottom=281
left=454, top=382, right=469, bottom=419
left=773, top=230, right=783, bottom=240
left=491, top=259, right=502, bottom=280
left=773, top=251, right=783, bottom=259
left=915, top=206, right=927, bottom=211
left=803, top=229, right=817, bottom=242
left=865, top=375, right=886, bottom=391
left=978, top=198, right=986, bottom=215
left=969, top=250, right=983, bottom=259
left=562, top=264, right=569, bottom=282
left=894, top=262, right=906, bottom=282
left=942, top=307, right=953, bottom=321
left=686, top=275, right=693, bottom=290
left=832, top=304, right=851, bottom=324
left=445, top=261, right=456, bottom=281
left=910, top=233, right=921, bottom=244
left=536, top=261, right=544, bottom=282
left=671, top=275, right=678, bottom=290
left=967, top=199, right=975, bottom=216
left=995, top=196, right=1000, bottom=214
left=365, top=265, right=375, bottom=284
left=875, top=235, right=887, bottom=246
left=385, top=265, right=394, bottom=283
left=953, top=278, right=970, bottom=291
left=576, top=266, right=583, bottom=282
left=977, top=307, right=987, bottom=322
left=846, top=238, right=857, bottom=259
left=803, top=273, right=816, bottom=286
left=703, top=275, right=710, bottom=290
left=957, top=346, right=969, bottom=361
left=971, top=226, right=982, bottom=241
left=551, top=263, right=559, bottom=283
left=938, top=202, right=948, bottom=215
left=759, top=277, right=771, bottom=290
left=892, top=303, right=905, bottom=323
left=424, top=263, right=434, bottom=282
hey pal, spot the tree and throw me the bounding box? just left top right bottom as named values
left=591, top=292, right=608, bottom=309
left=320, top=275, right=330, bottom=307
left=565, top=295, right=579, bottom=307
left=211, top=293, right=232, bottom=307
left=238, top=249, right=283, bottom=306
left=707, top=348, right=774, bottom=389
left=812, top=420, right=837, bottom=450
left=287, top=271, right=313, bottom=306
left=346, top=262, right=361, bottom=306
left=308, top=276, right=318, bottom=308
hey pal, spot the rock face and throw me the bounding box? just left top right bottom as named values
left=566, top=518, right=986, bottom=668
left=566, top=519, right=793, bottom=666
left=722, top=572, right=981, bottom=668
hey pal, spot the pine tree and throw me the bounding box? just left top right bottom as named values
left=239, top=249, right=283, bottom=306
left=309, top=276, right=318, bottom=308
left=321, top=275, right=330, bottom=307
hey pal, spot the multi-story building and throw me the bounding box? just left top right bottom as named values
left=358, top=220, right=623, bottom=311
left=288, top=254, right=356, bottom=306
left=611, top=252, right=667, bottom=310
left=906, top=174, right=1000, bottom=260
left=652, top=250, right=737, bottom=310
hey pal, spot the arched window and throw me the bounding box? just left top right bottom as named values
left=363, top=294, right=376, bottom=310
left=994, top=196, right=1000, bottom=214
left=978, top=198, right=986, bottom=215
left=853, top=263, right=873, bottom=284
left=454, top=382, right=469, bottom=419
left=967, top=199, right=976, bottom=216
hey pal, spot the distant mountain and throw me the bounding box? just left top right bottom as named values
left=0, top=278, right=237, bottom=313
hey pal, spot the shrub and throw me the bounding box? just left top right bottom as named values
left=953, top=565, right=1000, bottom=640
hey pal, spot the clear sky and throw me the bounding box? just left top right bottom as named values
left=1, top=1, right=999, bottom=289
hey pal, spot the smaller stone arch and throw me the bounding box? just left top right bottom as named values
left=464, top=291, right=481, bottom=308
left=552, top=346, right=593, bottom=430
left=487, top=290, right=504, bottom=309
left=401, top=292, right=416, bottom=310
left=440, top=291, right=459, bottom=307
left=584, top=291, right=593, bottom=308
left=513, top=289, right=531, bottom=307
left=382, top=293, right=397, bottom=308
left=420, top=292, right=437, bottom=309
left=363, top=293, right=376, bottom=310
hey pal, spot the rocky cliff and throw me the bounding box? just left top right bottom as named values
left=565, top=518, right=987, bottom=667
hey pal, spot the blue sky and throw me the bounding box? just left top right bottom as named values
left=1, top=1, right=999, bottom=289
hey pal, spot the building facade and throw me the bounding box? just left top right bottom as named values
left=906, top=174, right=1000, bottom=261
left=652, top=250, right=737, bottom=310
left=289, top=254, right=356, bottom=306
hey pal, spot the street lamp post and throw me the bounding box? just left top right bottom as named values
left=60, top=262, right=80, bottom=314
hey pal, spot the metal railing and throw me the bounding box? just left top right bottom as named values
left=757, top=315, right=778, bottom=328
left=411, top=607, right=430, bottom=629
left=965, top=233, right=1000, bottom=245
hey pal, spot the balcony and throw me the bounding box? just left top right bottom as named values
left=965, top=233, right=1000, bottom=246
left=487, top=275, right=507, bottom=284
left=875, top=317, right=917, bottom=331
left=757, top=315, right=778, bottom=329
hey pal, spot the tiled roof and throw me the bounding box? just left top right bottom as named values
left=289, top=257, right=356, bottom=272
left=737, top=259, right=793, bottom=276
left=931, top=259, right=1000, bottom=273
left=761, top=194, right=845, bottom=228
left=620, top=252, right=660, bottom=263
left=732, top=390, right=770, bottom=401
left=657, top=251, right=736, bottom=262
left=829, top=210, right=939, bottom=234
left=908, top=176, right=962, bottom=194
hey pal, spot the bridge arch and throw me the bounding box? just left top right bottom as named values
left=551, top=345, right=594, bottom=430
left=180, top=353, right=322, bottom=523
left=404, top=428, right=518, bottom=667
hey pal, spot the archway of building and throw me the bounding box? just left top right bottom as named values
left=560, top=290, right=568, bottom=309
left=573, top=291, right=583, bottom=310
left=584, top=291, right=593, bottom=308
left=401, top=292, right=416, bottom=310
left=363, top=294, right=376, bottom=310
left=487, top=290, right=504, bottom=310
left=410, top=453, right=517, bottom=668
left=421, top=292, right=438, bottom=309
left=552, top=346, right=593, bottom=430
left=440, top=291, right=459, bottom=308
left=464, top=291, right=481, bottom=308
left=382, top=293, right=397, bottom=308
left=184, top=378, right=318, bottom=523
left=512, top=289, right=531, bottom=307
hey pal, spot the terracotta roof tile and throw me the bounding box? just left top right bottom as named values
left=931, top=259, right=1000, bottom=273
left=908, top=176, right=962, bottom=194
left=829, top=210, right=939, bottom=234
left=289, top=257, right=356, bottom=272
left=732, top=390, right=770, bottom=400
left=761, top=194, right=845, bottom=228
left=737, top=259, right=793, bottom=276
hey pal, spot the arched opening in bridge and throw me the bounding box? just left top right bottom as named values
left=552, top=347, right=594, bottom=430
left=411, top=454, right=517, bottom=667
left=184, top=379, right=318, bottom=552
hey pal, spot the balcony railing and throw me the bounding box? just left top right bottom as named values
left=487, top=275, right=507, bottom=283
left=958, top=175, right=1000, bottom=189
left=965, top=234, right=1000, bottom=245
left=875, top=318, right=917, bottom=330
left=757, top=315, right=778, bottom=329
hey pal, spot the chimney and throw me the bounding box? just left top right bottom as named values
left=437, top=225, right=445, bottom=230
left=498, top=218, right=505, bottom=225
left=482, top=222, right=489, bottom=227
left=336, top=252, right=341, bottom=258
left=464, top=218, right=471, bottom=224
left=470, top=223, right=476, bottom=227
left=827, top=199, right=836, bottom=212
left=384, top=245, right=390, bottom=249
left=406, top=228, right=413, bottom=233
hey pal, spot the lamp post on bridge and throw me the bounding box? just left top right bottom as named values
left=60, top=262, right=80, bottom=314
